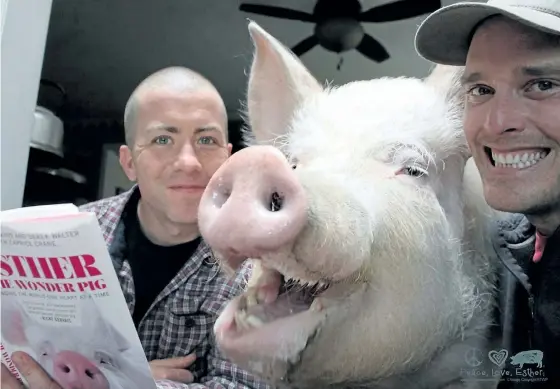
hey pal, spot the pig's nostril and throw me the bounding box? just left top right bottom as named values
left=85, top=369, right=95, bottom=379
left=62, top=365, right=70, bottom=373
left=270, top=192, right=283, bottom=212
left=212, top=188, right=231, bottom=209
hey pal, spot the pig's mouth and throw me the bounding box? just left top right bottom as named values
left=213, top=265, right=334, bottom=371
left=235, top=276, right=329, bottom=329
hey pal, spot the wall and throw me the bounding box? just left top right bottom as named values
left=1, top=0, right=53, bottom=210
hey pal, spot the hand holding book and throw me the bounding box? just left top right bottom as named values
left=0, top=204, right=169, bottom=389
left=1, top=351, right=61, bottom=389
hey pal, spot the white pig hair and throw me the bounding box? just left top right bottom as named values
left=228, top=21, right=499, bottom=388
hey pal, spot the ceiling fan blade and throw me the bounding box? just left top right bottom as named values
left=358, top=0, right=441, bottom=22
left=239, top=4, right=316, bottom=22
left=291, top=35, right=319, bottom=56
left=356, top=34, right=390, bottom=63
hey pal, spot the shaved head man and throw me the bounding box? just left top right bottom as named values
left=0, top=66, right=271, bottom=389
left=123, top=67, right=229, bottom=147
left=119, top=67, right=232, bottom=245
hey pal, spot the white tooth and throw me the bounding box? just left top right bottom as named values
left=521, top=153, right=528, bottom=162
left=246, top=292, right=258, bottom=308
left=235, top=311, right=249, bottom=330
left=531, top=159, right=538, bottom=165
left=525, top=161, right=533, bottom=168
left=310, top=298, right=323, bottom=312
left=513, top=154, right=520, bottom=164
left=492, top=151, right=497, bottom=161
left=498, top=154, right=507, bottom=164
left=245, top=315, right=264, bottom=327
left=541, top=151, right=547, bottom=158
left=506, top=154, right=514, bottom=164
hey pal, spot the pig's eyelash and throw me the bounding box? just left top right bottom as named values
left=387, top=143, right=434, bottom=169
left=399, top=165, right=429, bottom=177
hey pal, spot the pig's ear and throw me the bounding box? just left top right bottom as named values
left=87, top=300, right=131, bottom=352
left=424, top=64, right=465, bottom=111
left=245, top=21, right=323, bottom=146
left=1, top=301, right=30, bottom=346
left=424, top=64, right=471, bottom=159
left=106, top=322, right=131, bottom=352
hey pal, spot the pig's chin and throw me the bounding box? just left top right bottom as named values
left=213, top=268, right=332, bottom=380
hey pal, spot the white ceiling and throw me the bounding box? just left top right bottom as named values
left=39, top=0, right=469, bottom=122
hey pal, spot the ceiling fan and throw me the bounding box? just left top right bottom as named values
left=239, top=0, right=442, bottom=69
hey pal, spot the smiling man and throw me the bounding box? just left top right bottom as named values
left=1, top=67, right=271, bottom=389
left=415, top=0, right=559, bottom=387
left=100, top=67, right=268, bottom=388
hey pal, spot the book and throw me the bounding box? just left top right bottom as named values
left=1, top=203, right=162, bottom=389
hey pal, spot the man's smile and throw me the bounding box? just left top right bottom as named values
left=484, top=146, right=551, bottom=169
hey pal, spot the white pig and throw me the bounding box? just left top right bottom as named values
left=1, top=297, right=155, bottom=389
left=197, top=21, right=501, bottom=389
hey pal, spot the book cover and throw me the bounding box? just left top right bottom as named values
left=1, top=204, right=159, bottom=389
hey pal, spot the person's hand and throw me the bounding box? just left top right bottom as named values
left=149, top=354, right=196, bottom=384
left=1, top=351, right=61, bottom=389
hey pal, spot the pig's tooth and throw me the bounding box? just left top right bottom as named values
left=234, top=311, right=244, bottom=329
left=234, top=309, right=264, bottom=330
left=245, top=291, right=259, bottom=308
left=235, top=310, right=251, bottom=330
left=310, top=298, right=323, bottom=312
left=245, top=315, right=264, bottom=328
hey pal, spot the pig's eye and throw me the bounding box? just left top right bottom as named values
left=37, top=341, right=54, bottom=357
left=94, top=351, right=118, bottom=369
left=399, top=166, right=428, bottom=177
left=290, top=159, right=298, bottom=170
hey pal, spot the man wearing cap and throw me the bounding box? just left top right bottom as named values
left=416, top=0, right=559, bottom=387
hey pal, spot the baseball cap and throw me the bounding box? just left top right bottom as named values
left=415, top=0, right=560, bottom=65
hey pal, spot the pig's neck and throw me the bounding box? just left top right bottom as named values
left=136, top=200, right=200, bottom=246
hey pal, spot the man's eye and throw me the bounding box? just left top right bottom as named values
left=527, top=80, right=557, bottom=92
left=467, top=85, right=493, bottom=96
left=153, top=135, right=171, bottom=145
left=198, top=136, right=216, bottom=145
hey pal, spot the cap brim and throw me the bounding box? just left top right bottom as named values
left=415, top=2, right=560, bottom=66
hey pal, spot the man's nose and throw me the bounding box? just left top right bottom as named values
left=483, top=92, right=527, bottom=135
left=173, top=144, right=202, bottom=171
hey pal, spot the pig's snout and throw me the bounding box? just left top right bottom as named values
left=53, top=351, right=110, bottom=389
left=199, top=145, right=308, bottom=269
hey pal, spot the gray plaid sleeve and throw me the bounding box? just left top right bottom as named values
left=160, top=262, right=273, bottom=389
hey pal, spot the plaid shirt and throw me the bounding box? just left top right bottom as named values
left=79, top=187, right=273, bottom=389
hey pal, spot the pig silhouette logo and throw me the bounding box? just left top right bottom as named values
left=509, top=350, right=544, bottom=369
left=1, top=297, right=154, bottom=389
left=488, top=349, right=508, bottom=367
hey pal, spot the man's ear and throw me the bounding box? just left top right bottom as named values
left=227, top=143, right=233, bottom=156
left=119, top=145, right=137, bottom=182
left=245, top=21, right=323, bottom=147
